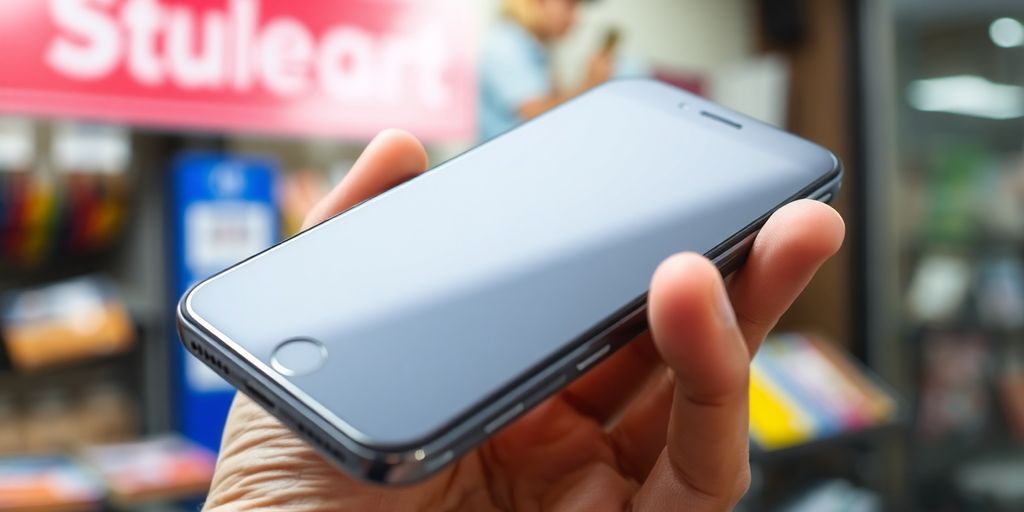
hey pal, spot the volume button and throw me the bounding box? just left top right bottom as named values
left=576, top=344, right=611, bottom=372
left=712, top=231, right=757, bottom=276
left=484, top=403, right=525, bottom=434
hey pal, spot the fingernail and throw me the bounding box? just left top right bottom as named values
left=715, top=280, right=737, bottom=327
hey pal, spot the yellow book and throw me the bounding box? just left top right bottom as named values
left=749, top=365, right=817, bottom=449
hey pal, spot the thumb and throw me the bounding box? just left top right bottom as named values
left=302, top=129, right=428, bottom=230
left=633, top=253, right=751, bottom=512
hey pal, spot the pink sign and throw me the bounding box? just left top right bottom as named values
left=0, top=0, right=476, bottom=141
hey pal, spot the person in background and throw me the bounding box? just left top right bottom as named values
left=479, top=0, right=614, bottom=141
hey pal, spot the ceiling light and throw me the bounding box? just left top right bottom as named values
left=990, top=17, right=1024, bottom=48
left=907, top=75, right=1024, bottom=120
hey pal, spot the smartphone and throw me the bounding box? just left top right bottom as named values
left=177, top=79, right=842, bottom=485
left=603, top=27, right=621, bottom=53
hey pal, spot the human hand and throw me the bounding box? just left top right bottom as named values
left=203, top=130, right=845, bottom=511
left=584, top=50, right=615, bottom=88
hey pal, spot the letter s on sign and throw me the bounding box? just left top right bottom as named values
left=46, top=0, right=121, bottom=80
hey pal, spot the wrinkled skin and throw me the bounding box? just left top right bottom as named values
left=204, top=130, right=845, bottom=512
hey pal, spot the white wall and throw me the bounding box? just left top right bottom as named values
left=474, top=0, right=755, bottom=84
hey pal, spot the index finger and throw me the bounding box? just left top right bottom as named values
left=728, top=199, right=845, bottom=353
left=561, top=199, right=844, bottom=425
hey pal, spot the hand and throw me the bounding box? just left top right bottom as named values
left=203, top=130, right=844, bottom=511
left=584, top=50, right=614, bottom=88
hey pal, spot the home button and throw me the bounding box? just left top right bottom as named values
left=271, top=338, right=327, bottom=376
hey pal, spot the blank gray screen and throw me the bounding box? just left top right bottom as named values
left=189, top=80, right=835, bottom=449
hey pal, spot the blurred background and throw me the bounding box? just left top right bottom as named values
left=0, top=0, right=1021, bottom=510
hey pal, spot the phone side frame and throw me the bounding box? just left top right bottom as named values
left=176, top=160, right=842, bottom=485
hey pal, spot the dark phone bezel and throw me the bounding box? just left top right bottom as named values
left=176, top=79, right=845, bottom=484
left=176, top=165, right=841, bottom=485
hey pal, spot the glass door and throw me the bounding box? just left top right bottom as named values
left=862, top=0, right=1024, bottom=508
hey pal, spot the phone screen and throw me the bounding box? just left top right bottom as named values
left=186, top=80, right=836, bottom=450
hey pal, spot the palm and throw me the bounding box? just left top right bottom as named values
left=211, top=370, right=654, bottom=511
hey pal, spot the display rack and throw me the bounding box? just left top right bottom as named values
left=860, top=0, right=1024, bottom=509
left=738, top=332, right=903, bottom=510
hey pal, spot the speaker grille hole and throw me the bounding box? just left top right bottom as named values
left=190, top=342, right=229, bottom=376
left=700, top=110, right=743, bottom=129
left=295, top=421, right=347, bottom=463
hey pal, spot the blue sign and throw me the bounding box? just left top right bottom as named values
left=171, top=152, right=279, bottom=451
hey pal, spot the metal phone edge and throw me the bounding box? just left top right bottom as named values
left=176, top=160, right=843, bottom=485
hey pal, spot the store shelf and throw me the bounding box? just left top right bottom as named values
left=752, top=421, right=905, bottom=465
